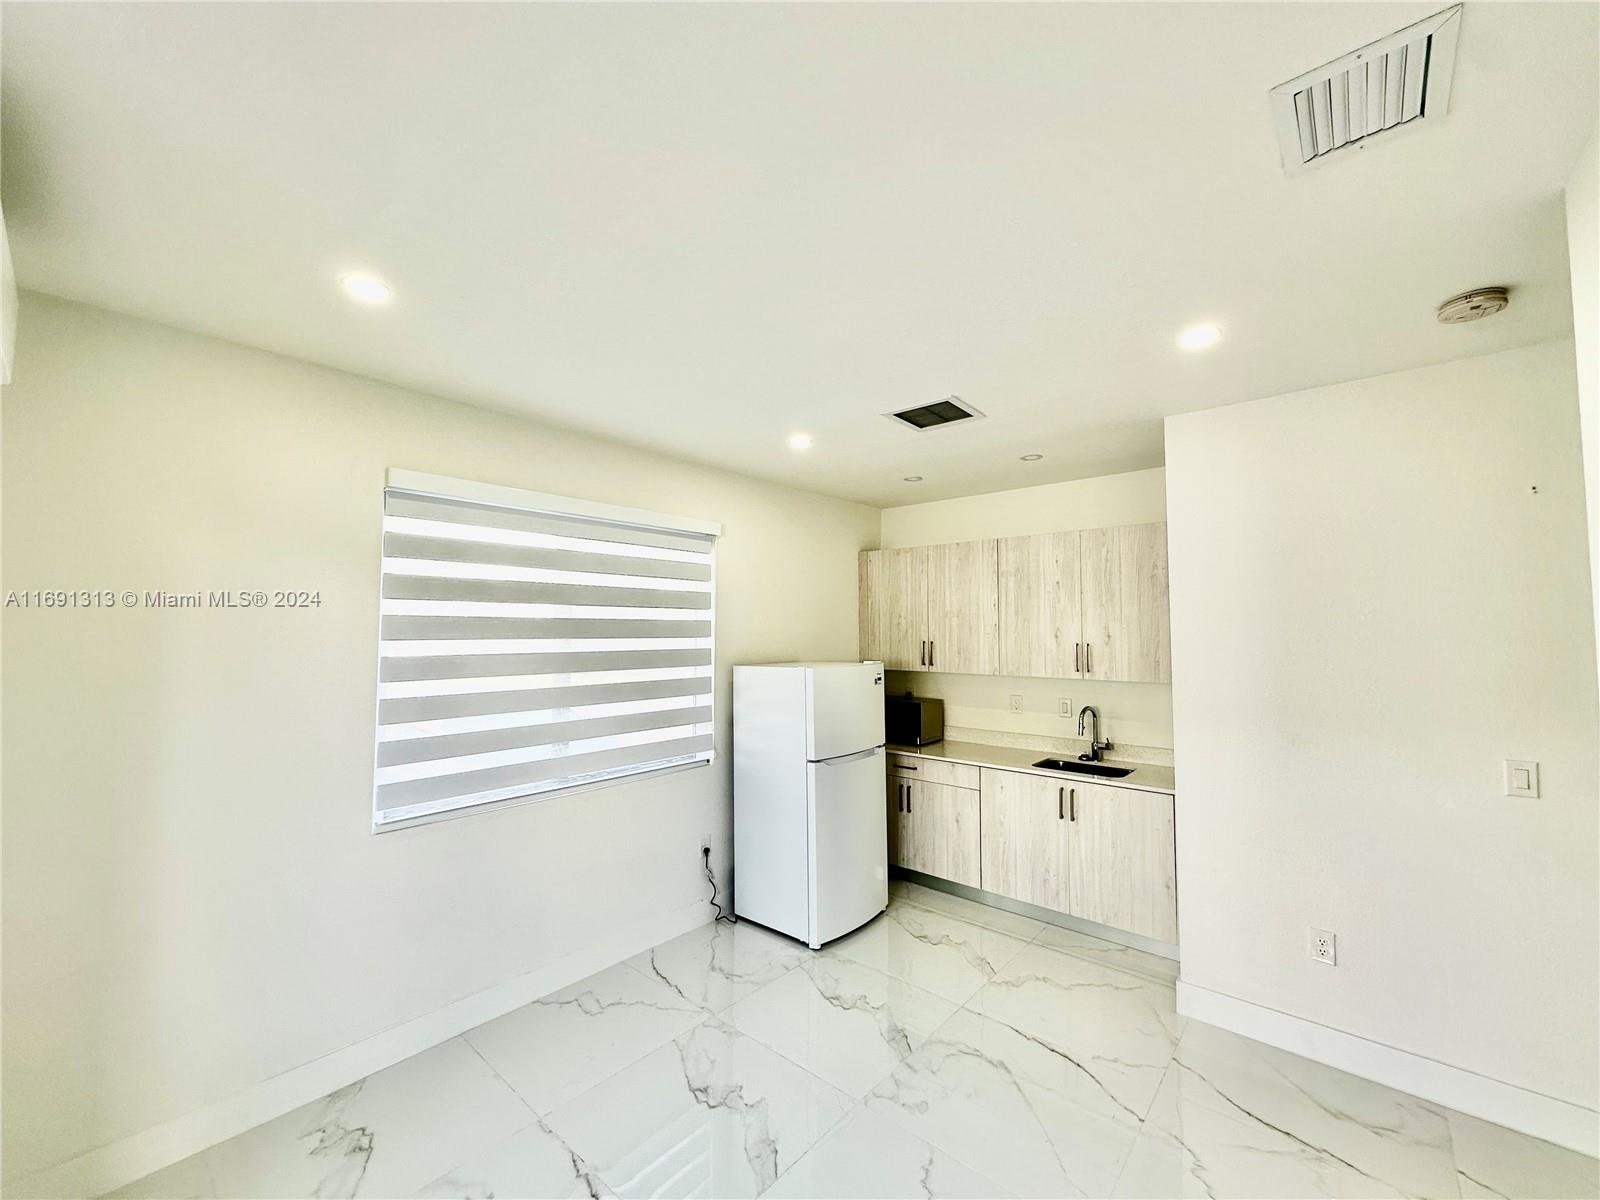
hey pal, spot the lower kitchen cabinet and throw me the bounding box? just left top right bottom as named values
left=977, top=765, right=1177, bottom=943
left=887, top=774, right=981, bottom=888
left=978, top=768, right=1069, bottom=911
left=1065, top=782, right=1178, bottom=942
left=891, top=754, right=1178, bottom=946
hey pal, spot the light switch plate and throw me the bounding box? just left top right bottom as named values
left=1503, top=759, right=1539, bottom=798
left=1058, top=697, right=1073, bottom=717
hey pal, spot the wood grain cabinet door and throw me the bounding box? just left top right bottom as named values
left=859, top=550, right=883, bottom=663
left=881, top=546, right=928, bottom=671
left=1078, top=526, right=1118, bottom=681
left=1111, top=523, right=1171, bottom=684
left=978, top=768, right=1068, bottom=910
left=1065, top=784, right=1178, bottom=942
left=1079, top=523, right=1171, bottom=684
left=926, top=539, right=1000, bottom=675
left=998, top=532, right=1081, bottom=678
left=900, top=780, right=981, bottom=887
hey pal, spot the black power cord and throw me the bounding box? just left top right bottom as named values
left=703, top=845, right=737, bottom=924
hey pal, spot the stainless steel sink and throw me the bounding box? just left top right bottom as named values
left=1032, top=757, right=1135, bottom=779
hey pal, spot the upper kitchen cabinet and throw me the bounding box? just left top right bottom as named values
left=1114, top=521, right=1171, bottom=683
left=880, top=545, right=930, bottom=670
left=1079, top=527, right=1118, bottom=681
left=859, top=550, right=883, bottom=663
left=998, top=531, right=1082, bottom=678
left=928, top=539, right=1000, bottom=674
left=1082, top=522, right=1170, bottom=684
left=860, top=524, right=1164, bottom=682
left=1007, top=521, right=1169, bottom=684
left=861, top=541, right=999, bottom=673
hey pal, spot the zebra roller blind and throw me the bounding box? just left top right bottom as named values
left=374, top=472, right=718, bottom=829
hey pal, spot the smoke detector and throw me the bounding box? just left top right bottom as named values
left=1436, top=287, right=1510, bottom=324
left=1270, top=5, right=1462, bottom=175
left=884, top=396, right=986, bottom=432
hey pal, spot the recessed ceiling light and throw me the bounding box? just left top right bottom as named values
left=787, top=432, right=814, bottom=451
left=1020, top=453, right=1044, bottom=462
left=1178, top=323, right=1222, bottom=351
left=903, top=475, right=924, bottom=482
left=341, top=273, right=393, bottom=305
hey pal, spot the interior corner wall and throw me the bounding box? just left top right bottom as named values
left=1164, top=340, right=1599, bottom=1144
left=0, top=293, right=879, bottom=1187
left=1567, top=121, right=1599, bottom=671
left=876, top=467, right=1174, bottom=750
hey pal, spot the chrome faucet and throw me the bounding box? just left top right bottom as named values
left=1077, top=705, right=1113, bottom=763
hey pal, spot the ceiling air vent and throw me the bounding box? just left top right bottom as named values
left=1270, top=5, right=1461, bottom=176
left=885, top=396, right=985, bottom=432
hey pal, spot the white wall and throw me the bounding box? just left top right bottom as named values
left=1567, top=122, right=1599, bottom=668
left=0, top=294, right=878, bottom=1187
left=878, top=468, right=1167, bottom=547
left=878, top=468, right=1173, bottom=751
left=1166, top=341, right=1599, bottom=1145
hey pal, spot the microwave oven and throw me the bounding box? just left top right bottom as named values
left=885, top=693, right=943, bottom=746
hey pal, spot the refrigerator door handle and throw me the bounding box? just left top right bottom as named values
left=814, top=745, right=884, bottom=767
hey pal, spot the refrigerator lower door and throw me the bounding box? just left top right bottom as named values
left=807, top=746, right=888, bottom=948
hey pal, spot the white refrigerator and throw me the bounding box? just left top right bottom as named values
left=733, top=662, right=887, bottom=949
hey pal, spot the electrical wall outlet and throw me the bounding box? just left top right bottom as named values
left=1309, top=928, right=1337, bottom=965
left=1058, top=697, right=1073, bottom=717
left=1009, top=693, right=1023, bottom=713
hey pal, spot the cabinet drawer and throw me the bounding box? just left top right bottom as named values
left=888, top=753, right=979, bottom=790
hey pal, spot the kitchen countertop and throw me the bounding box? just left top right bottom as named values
left=887, top=738, right=1176, bottom=795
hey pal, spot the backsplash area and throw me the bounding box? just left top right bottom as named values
left=884, top=670, right=1174, bottom=766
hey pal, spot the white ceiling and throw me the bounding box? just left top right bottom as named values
left=3, top=3, right=1595, bottom=506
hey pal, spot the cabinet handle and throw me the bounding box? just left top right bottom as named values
left=1058, top=786, right=1064, bottom=820
left=1070, top=788, right=1077, bottom=822
left=920, top=640, right=927, bottom=667
left=1075, top=642, right=1081, bottom=673
left=907, top=784, right=912, bottom=814
left=929, top=640, right=935, bottom=667
left=1085, top=643, right=1092, bottom=674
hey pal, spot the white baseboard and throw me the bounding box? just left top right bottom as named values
left=6, top=901, right=712, bottom=1200
left=1176, top=980, right=1600, bottom=1158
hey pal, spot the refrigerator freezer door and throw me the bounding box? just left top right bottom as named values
left=807, top=745, right=889, bottom=948
left=806, top=663, right=886, bottom=762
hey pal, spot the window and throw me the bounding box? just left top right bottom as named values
left=373, top=469, right=719, bottom=830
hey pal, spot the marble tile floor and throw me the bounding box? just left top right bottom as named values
left=112, top=880, right=1598, bottom=1200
